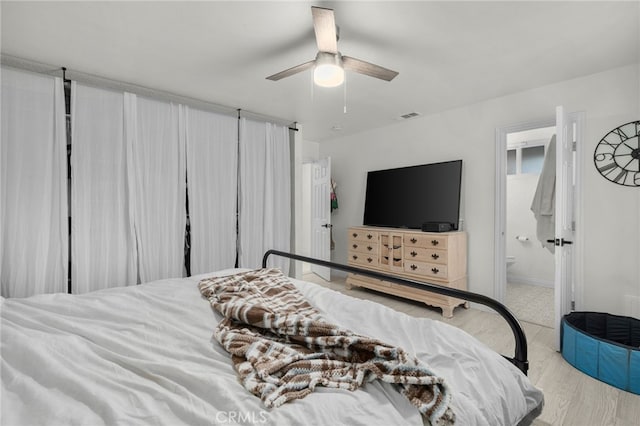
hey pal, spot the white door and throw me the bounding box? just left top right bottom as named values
left=554, top=106, right=578, bottom=350
left=310, top=157, right=331, bottom=281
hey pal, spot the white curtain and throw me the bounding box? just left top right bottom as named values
left=238, top=118, right=291, bottom=273
left=71, top=83, right=137, bottom=293
left=185, top=107, right=238, bottom=274
left=130, top=95, right=186, bottom=282
left=1, top=68, right=68, bottom=297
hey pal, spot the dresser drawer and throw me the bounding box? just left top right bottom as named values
left=349, top=229, right=379, bottom=243
left=348, top=252, right=379, bottom=267
left=349, top=241, right=378, bottom=255
left=404, top=234, right=448, bottom=249
left=405, top=247, right=447, bottom=264
left=404, top=261, right=448, bottom=279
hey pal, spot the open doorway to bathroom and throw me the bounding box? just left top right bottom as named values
left=497, top=108, right=582, bottom=347
left=504, top=126, right=556, bottom=328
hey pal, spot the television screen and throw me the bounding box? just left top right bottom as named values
left=363, top=160, right=462, bottom=230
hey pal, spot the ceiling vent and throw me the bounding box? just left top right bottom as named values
left=397, top=112, right=421, bottom=120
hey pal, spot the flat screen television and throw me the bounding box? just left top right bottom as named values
left=363, top=160, right=462, bottom=230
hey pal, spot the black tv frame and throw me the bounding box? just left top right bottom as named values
left=362, top=160, right=462, bottom=231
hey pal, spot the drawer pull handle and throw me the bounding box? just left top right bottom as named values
left=352, top=233, right=358, bottom=238
left=410, top=238, right=417, bottom=243
left=352, top=255, right=358, bottom=260
left=367, top=234, right=373, bottom=239
left=410, top=251, right=417, bottom=257
left=352, top=244, right=358, bottom=249
left=367, top=257, right=373, bottom=263
left=410, top=264, right=418, bottom=271
left=431, top=267, right=440, bottom=274
left=393, top=257, right=402, bottom=262
left=431, top=239, right=439, bottom=246
left=431, top=253, right=439, bottom=260
left=367, top=246, right=373, bottom=251
left=393, top=245, right=401, bottom=250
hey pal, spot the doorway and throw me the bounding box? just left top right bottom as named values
left=504, top=125, right=556, bottom=328
left=495, top=108, right=584, bottom=350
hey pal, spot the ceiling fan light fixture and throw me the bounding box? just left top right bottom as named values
left=313, top=52, right=344, bottom=88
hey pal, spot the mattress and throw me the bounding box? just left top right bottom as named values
left=1, top=269, right=543, bottom=425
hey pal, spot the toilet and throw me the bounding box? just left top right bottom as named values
left=506, top=256, right=516, bottom=268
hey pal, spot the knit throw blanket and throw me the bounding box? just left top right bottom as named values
left=199, top=268, right=455, bottom=425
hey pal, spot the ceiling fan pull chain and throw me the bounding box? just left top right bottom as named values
left=343, top=73, right=347, bottom=114
left=310, top=72, right=314, bottom=101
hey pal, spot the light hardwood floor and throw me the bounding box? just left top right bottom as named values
left=303, top=273, right=640, bottom=426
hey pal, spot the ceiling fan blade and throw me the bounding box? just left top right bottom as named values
left=266, top=60, right=315, bottom=81
left=312, top=6, right=338, bottom=54
left=342, top=56, right=399, bottom=81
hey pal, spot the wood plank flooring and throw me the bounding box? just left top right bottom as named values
left=303, top=273, right=640, bottom=426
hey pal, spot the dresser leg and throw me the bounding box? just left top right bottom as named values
left=463, top=302, right=470, bottom=309
left=441, top=306, right=454, bottom=318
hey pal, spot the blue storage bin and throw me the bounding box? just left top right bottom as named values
left=561, top=312, right=640, bottom=395
left=630, top=350, right=640, bottom=394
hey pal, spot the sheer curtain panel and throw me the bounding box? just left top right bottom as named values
left=238, top=118, right=291, bottom=273
left=1, top=68, right=68, bottom=297
left=185, top=107, right=238, bottom=274
left=130, top=95, right=186, bottom=282
left=71, top=83, right=137, bottom=293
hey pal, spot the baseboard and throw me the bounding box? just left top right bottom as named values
left=507, top=275, right=554, bottom=288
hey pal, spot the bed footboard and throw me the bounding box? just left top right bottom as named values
left=262, top=249, right=529, bottom=375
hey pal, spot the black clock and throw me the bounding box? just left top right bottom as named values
left=593, top=120, right=640, bottom=187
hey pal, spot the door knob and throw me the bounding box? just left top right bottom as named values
left=322, top=223, right=333, bottom=228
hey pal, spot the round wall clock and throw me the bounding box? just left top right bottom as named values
left=593, top=120, right=640, bottom=187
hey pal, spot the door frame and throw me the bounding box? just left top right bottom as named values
left=494, top=113, right=584, bottom=341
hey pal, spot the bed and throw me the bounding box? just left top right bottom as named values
left=1, top=250, right=543, bottom=425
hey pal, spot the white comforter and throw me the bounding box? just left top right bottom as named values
left=1, top=270, right=543, bottom=426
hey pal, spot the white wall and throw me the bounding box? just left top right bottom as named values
left=317, top=64, right=640, bottom=317
left=301, top=139, right=320, bottom=163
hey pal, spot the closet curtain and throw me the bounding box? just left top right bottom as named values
left=185, top=107, right=238, bottom=274
left=71, top=83, right=137, bottom=293
left=1, top=68, right=68, bottom=297
left=3, top=69, right=291, bottom=295
left=238, top=118, right=291, bottom=274
left=130, top=95, right=186, bottom=282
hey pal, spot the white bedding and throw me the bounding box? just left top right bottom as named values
left=1, top=269, right=543, bottom=425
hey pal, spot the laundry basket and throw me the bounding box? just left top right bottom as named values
left=561, top=311, right=640, bottom=394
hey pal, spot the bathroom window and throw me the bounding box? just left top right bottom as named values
left=507, top=149, right=517, bottom=175
left=507, top=139, right=547, bottom=175
left=521, top=145, right=545, bottom=174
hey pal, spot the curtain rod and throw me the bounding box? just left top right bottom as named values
left=238, top=109, right=298, bottom=132
left=1, top=54, right=297, bottom=129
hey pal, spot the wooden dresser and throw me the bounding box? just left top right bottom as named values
left=346, top=226, right=468, bottom=318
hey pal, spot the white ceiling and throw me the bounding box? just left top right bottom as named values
left=1, top=1, right=638, bottom=142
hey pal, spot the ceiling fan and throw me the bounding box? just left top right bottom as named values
left=266, top=6, right=399, bottom=87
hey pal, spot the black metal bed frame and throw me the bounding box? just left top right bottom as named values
left=262, top=249, right=529, bottom=376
